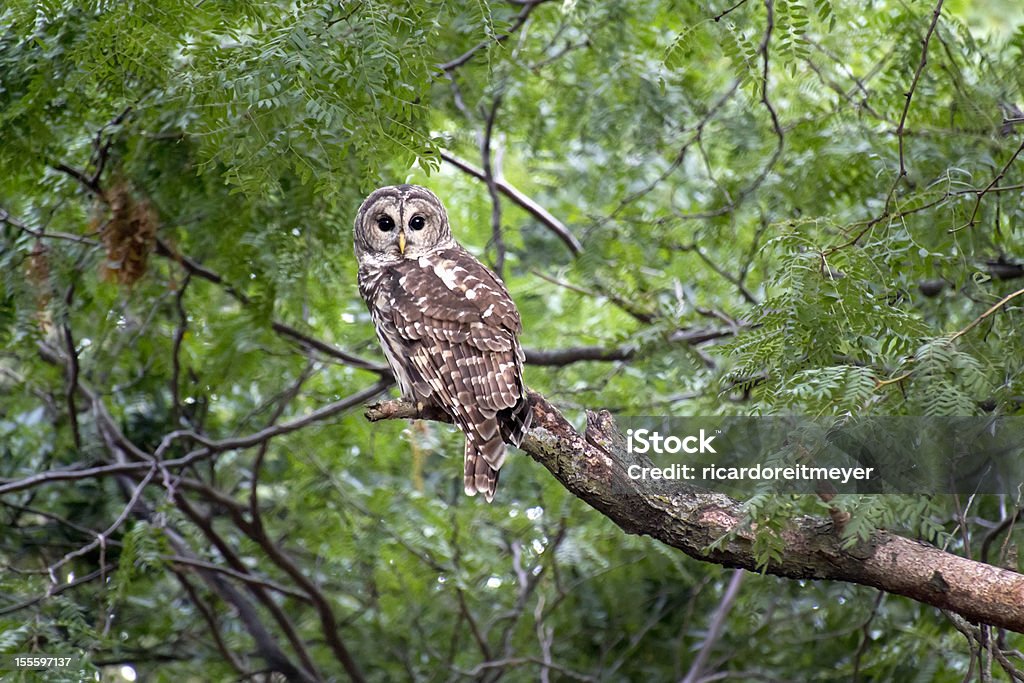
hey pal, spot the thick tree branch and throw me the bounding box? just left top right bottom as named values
left=366, top=393, right=1024, bottom=634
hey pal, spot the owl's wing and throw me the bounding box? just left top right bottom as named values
left=389, top=247, right=532, bottom=501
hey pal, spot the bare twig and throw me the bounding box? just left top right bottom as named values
left=0, top=207, right=101, bottom=246
left=173, top=572, right=247, bottom=675
left=167, top=555, right=310, bottom=601
left=948, top=286, right=1024, bottom=343
left=713, top=0, right=749, bottom=22
left=248, top=361, right=317, bottom=531
left=674, top=242, right=759, bottom=305
left=610, top=77, right=743, bottom=218
left=46, top=466, right=157, bottom=576
left=0, top=568, right=107, bottom=616
left=438, top=0, right=557, bottom=72
left=162, top=529, right=315, bottom=683
left=481, top=94, right=506, bottom=278
left=754, top=0, right=785, bottom=195
left=173, top=495, right=325, bottom=681
left=171, top=273, right=191, bottom=425
left=681, top=570, right=745, bottom=683
left=439, top=151, right=583, bottom=255
left=529, top=269, right=657, bottom=324
left=895, top=0, right=945, bottom=178
left=852, top=591, right=886, bottom=682
left=154, top=238, right=389, bottom=374
left=952, top=138, right=1024, bottom=232
left=61, top=283, right=82, bottom=450
left=0, top=377, right=390, bottom=496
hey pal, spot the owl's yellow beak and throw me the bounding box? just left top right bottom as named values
left=398, top=229, right=406, bottom=255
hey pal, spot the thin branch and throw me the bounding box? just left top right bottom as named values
left=609, top=77, right=743, bottom=218
left=232, top=515, right=368, bottom=682
left=439, top=151, right=582, bottom=255
left=948, top=286, right=1024, bottom=343
left=173, top=495, right=325, bottom=682
left=61, top=282, right=82, bottom=450
left=713, top=0, right=749, bottom=22
left=524, top=345, right=636, bottom=366
left=852, top=591, right=886, bottom=682
left=171, top=273, right=192, bottom=426
left=0, top=207, right=101, bottom=246
left=952, top=137, right=1024, bottom=232
left=174, top=571, right=247, bottom=676
left=89, top=105, right=133, bottom=189
left=522, top=326, right=739, bottom=367
left=166, top=555, right=310, bottom=601
left=754, top=0, right=785, bottom=195
left=154, top=238, right=389, bottom=374
left=249, top=361, right=317, bottom=532
left=152, top=380, right=391, bottom=459
left=480, top=94, right=506, bottom=278
left=46, top=466, right=157, bottom=576
left=680, top=570, right=745, bottom=683
left=674, top=243, right=759, bottom=305
left=0, top=567, right=107, bottom=616
left=50, top=162, right=104, bottom=198
left=895, top=0, right=945, bottom=178
left=438, top=0, right=557, bottom=72
left=0, top=378, right=390, bottom=496
left=529, top=269, right=657, bottom=324
left=980, top=508, right=1022, bottom=566
left=162, top=528, right=315, bottom=683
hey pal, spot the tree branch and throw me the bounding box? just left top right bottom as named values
left=439, top=151, right=583, bottom=255
left=154, top=238, right=390, bottom=375
left=480, top=94, right=506, bottom=279
left=895, top=0, right=945, bottom=178
left=438, top=0, right=557, bottom=73
left=366, top=393, right=1024, bottom=634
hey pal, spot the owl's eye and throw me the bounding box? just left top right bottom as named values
left=376, top=215, right=395, bottom=232
left=409, top=215, right=426, bottom=231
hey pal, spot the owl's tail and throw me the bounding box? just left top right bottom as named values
left=464, top=434, right=503, bottom=503
left=463, top=395, right=533, bottom=503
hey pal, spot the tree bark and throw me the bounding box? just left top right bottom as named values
left=365, top=391, right=1024, bottom=634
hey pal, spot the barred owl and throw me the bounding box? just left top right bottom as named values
left=354, top=185, right=532, bottom=502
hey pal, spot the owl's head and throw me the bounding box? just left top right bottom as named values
left=354, top=185, right=455, bottom=262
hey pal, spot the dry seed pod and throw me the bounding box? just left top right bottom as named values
left=101, top=181, right=157, bottom=286
left=25, top=239, right=53, bottom=332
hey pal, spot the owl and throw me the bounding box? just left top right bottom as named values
left=354, top=185, right=532, bottom=502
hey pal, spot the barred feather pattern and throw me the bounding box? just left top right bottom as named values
left=358, top=243, right=532, bottom=502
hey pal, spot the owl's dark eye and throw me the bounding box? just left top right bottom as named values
left=376, top=215, right=395, bottom=232
left=409, top=215, right=426, bottom=231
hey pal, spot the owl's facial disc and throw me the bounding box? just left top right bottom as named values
left=354, top=185, right=453, bottom=261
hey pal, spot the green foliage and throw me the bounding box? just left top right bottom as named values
left=1, top=0, right=1023, bottom=681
